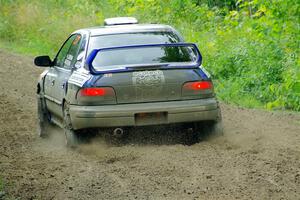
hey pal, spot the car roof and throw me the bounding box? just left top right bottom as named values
left=74, top=24, right=180, bottom=37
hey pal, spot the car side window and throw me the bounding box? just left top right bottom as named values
left=73, top=35, right=87, bottom=69
left=65, top=34, right=84, bottom=69
left=55, top=35, right=76, bottom=69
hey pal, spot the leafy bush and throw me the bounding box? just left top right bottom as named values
left=0, top=0, right=299, bottom=110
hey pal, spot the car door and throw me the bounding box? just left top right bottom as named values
left=44, top=34, right=78, bottom=118
left=53, top=34, right=86, bottom=110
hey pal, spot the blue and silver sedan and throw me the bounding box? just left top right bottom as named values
left=34, top=17, right=223, bottom=147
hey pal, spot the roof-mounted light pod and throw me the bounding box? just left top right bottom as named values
left=104, top=17, right=138, bottom=26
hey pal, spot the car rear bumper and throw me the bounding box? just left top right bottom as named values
left=69, top=98, right=220, bottom=130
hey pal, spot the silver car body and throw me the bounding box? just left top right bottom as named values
left=37, top=22, right=220, bottom=133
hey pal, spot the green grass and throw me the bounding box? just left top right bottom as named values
left=0, top=177, right=5, bottom=198
left=0, top=0, right=299, bottom=111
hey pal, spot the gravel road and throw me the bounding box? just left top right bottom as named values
left=0, top=50, right=299, bottom=200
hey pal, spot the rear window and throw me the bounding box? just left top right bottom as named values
left=91, top=46, right=197, bottom=71
left=88, top=32, right=181, bottom=55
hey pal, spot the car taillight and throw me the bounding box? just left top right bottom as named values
left=183, top=81, right=213, bottom=91
left=79, top=87, right=115, bottom=97
left=182, top=81, right=214, bottom=98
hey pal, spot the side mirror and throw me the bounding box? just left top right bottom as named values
left=34, top=56, right=53, bottom=67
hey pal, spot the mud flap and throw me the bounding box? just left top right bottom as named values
left=63, top=102, right=80, bottom=148
left=37, top=95, right=51, bottom=138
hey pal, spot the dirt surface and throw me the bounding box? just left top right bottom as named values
left=0, top=49, right=299, bottom=200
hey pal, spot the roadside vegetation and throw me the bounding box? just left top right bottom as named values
left=0, top=0, right=299, bottom=110
left=0, top=177, right=6, bottom=199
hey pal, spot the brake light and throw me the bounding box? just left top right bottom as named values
left=80, top=87, right=115, bottom=97
left=183, top=81, right=213, bottom=90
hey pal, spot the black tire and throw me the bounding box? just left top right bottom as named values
left=63, top=102, right=80, bottom=148
left=37, top=95, right=51, bottom=138
left=211, top=108, right=224, bottom=136
left=203, top=108, right=224, bottom=138
left=194, top=108, right=223, bottom=141
left=181, top=127, right=198, bottom=146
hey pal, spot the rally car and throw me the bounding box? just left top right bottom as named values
left=34, top=17, right=223, bottom=147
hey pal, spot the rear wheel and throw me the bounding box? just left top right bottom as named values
left=210, top=108, right=223, bottom=136
left=37, top=95, right=51, bottom=138
left=191, top=108, right=224, bottom=143
left=199, top=108, right=224, bottom=138
left=63, top=102, right=80, bottom=148
left=181, top=126, right=198, bottom=146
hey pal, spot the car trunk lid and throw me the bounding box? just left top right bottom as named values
left=93, top=69, right=203, bottom=104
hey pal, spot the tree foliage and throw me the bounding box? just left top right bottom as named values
left=0, top=0, right=299, bottom=110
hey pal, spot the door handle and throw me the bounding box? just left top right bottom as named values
left=51, top=80, right=55, bottom=86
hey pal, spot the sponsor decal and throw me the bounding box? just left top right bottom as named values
left=66, top=54, right=73, bottom=61
left=73, top=35, right=81, bottom=45
left=64, top=59, right=71, bottom=68
left=132, top=70, right=165, bottom=99
left=132, top=70, right=165, bottom=86
left=68, top=71, right=92, bottom=87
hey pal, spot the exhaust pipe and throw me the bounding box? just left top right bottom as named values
left=113, top=128, right=124, bottom=138
left=187, top=127, right=194, bottom=134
